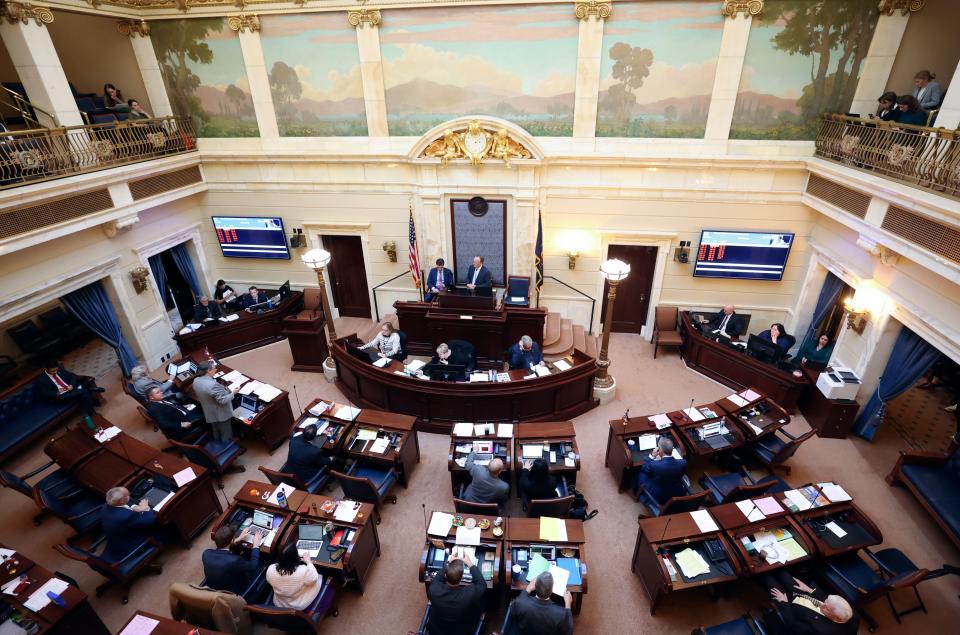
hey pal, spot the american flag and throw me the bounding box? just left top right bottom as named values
left=408, top=205, right=422, bottom=289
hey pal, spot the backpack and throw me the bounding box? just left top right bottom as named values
left=567, top=487, right=598, bottom=521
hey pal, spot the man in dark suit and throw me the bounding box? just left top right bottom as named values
left=242, top=286, right=268, bottom=309
left=286, top=424, right=332, bottom=484
left=193, top=296, right=223, bottom=321
left=145, top=387, right=204, bottom=441
left=512, top=571, right=573, bottom=635
left=101, top=486, right=160, bottom=562
left=425, top=555, right=485, bottom=635
left=507, top=335, right=543, bottom=370
left=202, top=525, right=264, bottom=596
left=767, top=570, right=858, bottom=634
left=425, top=258, right=455, bottom=302
left=37, top=360, right=103, bottom=416
left=705, top=304, right=746, bottom=338
left=465, top=256, right=492, bottom=296
left=635, top=436, right=688, bottom=505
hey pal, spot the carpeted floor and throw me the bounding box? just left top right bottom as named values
left=887, top=383, right=957, bottom=453
left=1, top=333, right=958, bottom=633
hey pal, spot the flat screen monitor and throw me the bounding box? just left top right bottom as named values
left=212, top=216, right=290, bottom=260
left=426, top=363, right=466, bottom=382
left=279, top=280, right=291, bottom=298
left=747, top=333, right=782, bottom=364
left=693, top=230, right=794, bottom=281
left=346, top=344, right=375, bottom=364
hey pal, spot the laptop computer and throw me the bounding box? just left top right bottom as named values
left=704, top=435, right=731, bottom=450
left=232, top=394, right=258, bottom=420
left=245, top=510, right=275, bottom=541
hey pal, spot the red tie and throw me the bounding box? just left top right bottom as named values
left=48, top=371, right=70, bottom=393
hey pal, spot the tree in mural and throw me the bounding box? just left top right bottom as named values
left=152, top=20, right=218, bottom=128
left=269, top=61, right=302, bottom=119
left=600, top=43, right=654, bottom=128
left=225, top=84, right=247, bottom=117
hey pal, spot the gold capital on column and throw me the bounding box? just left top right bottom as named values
left=348, top=8, right=381, bottom=29
left=878, top=0, right=925, bottom=16
left=721, top=0, right=763, bottom=19
left=117, top=19, right=150, bottom=38
left=227, top=13, right=260, bottom=34
left=574, top=1, right=612, bottom=21
left=1, top=1, right=54, bottom=26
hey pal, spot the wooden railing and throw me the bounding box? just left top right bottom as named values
left=0, top=116, right=197, bottom=190
left=815, top=114, right=960, bottom=199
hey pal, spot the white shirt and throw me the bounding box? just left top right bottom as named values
left=471, top=267, right=481, bottom=284
left=716, top=313, right=731, bottom=334
left=361, top=332, right=400, bottom=357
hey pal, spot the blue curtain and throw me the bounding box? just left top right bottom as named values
left=148, top=254, right=166, bottom=304
left=798, top=272, right=846, bottom=352
left=853, top=326, right=941, bottom=440
left=62, top=281, right=138, bottom=376
left=170, top=243, right=204, bottom=300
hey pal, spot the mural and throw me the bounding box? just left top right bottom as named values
left=379, top=5, right=578, bottom=136
left=730, top=0, right=879, bottom=140
left=260, top=14, right=367, bottom=136
left=597, top=1, right=724, bottom=138
left=151, top=18, right=258, bottom=138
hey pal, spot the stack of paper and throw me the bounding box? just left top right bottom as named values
left=497, top=424, right=514, bottom=438
left=357, top=429, right=378, bottom=441
left=674, top=548, right=710, bottom=578
left=219, top=313, right=240, bottom=323
left=683, top=408, right=705, bottom=422
left=221, top=370, right=244, bottom=383
left=534, top=366, right=551, bottom=377
left=405, top=359, right=426, bottom=372
left=547, top=564, right=570, bottom=594
left=309, top=402, right=330, bottom=416
left=238, top=380, right=262, bottom=395
left=780, top=537, right=807, bottom=561
left=119, top=614, right=159, bottom=635
left=636, top=434, right=658, bottom=451
left=369, top=437, right=390, bottom=454
left=740, top=389, right=761, bottom=402
left=784, top=489, right=813, bottom=511
left=553, top=359, right=572, bottom=372
left=23, top=578, right=69, bottom=612
left=736, top=499, right=766, bottom=522
left=298, top=416, right=319, bottom=429
left=819, top=483, right=852, bottom=503
left=152, top=491, right=175, bottom=512
left=469, top=373, right=490, bottom=382
left=95, top=426, right=122, bottom=443
left=334, top=501, right=360, bottom=522
left=523, top=373, right=537, bottom=380
left=453, top=422, right=474, bottom=436
left=427, top=512, right=454, bottom=537
left=334, top=405, right=361, bottom=421
left=690, top=510, right=719, bottom=533
left=648, top=414, right=672, bottom=429
left=755, top=497, right=784, bottom=515
left=746, top=422, right=764, bottom=436
left=255, top=384, right=283, bottom=402
left=527, top=553, right=551, bottom=580
left=173, top=467, right=197, bottom=487
left=726, top=393, right=749, bottom=407
left=373, top=357, right=391, bottom=368
left=455, top=526, right=481, bottom=546
left=539, top=517, right=567, bottom=542
left=227, top=379, right=248, bottom=392
left=496, top=372, right=512, bottom=382
left=564, top=456, right=576, bottom=468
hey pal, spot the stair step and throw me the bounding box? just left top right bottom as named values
left=543, top=312, right=562, bottom=347
left=543, top=318, right=573, bottom=356
left=584, top=333, right=599, bottom=358
left=572, top=324, right=586, bottom=353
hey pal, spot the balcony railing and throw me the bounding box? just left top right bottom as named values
left=0, top=116, right=197, bottom=190
left=815, top=114, right=960, bottom=199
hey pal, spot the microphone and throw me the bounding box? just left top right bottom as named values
left=292, top=384, right=302, bottom=413
left=422, top=502, right=428, bottom=535
left=682, top=398, right=695, bottom=423
left=656, top=515, right=674, bottom=555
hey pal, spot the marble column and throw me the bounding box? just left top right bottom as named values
left=0, top=5, right=82, bottom=127
left=229, top=15, right=279, bottom=138
left=119, top=20, right=174, bottom=117
left=350, top=9, right=389, bottom=137
left=572, top=3, right=610, bottom=138
left=704, top=10, right=753, bottom=141
left=933, top=60, right=960, bottom=129
left=849, top=12, right=911, bottom=116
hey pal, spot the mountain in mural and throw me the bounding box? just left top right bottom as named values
left=384, top=78, right=574, bottom=116
left=594, top=92, right=798, bottom=118
left=195, top=85, right=255, bottom=117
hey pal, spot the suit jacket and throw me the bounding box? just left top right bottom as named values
left=286, top=434, right=331, bottom=484
left=193, top=374, right=234, bottom=422
left=462, top=453, right=510, bottom=505
left=466, top=265, right=492, bottom=289
left=426, top=564, right=485, bottom=635
left=242, top=293, right=267, bottom=309
left=706, top=311, right=745, bottom=337
left=101, top=504, right=158, bottom=562
left=148, top=400, right=203, bottom=440
left=507, top=342, right=543, bottom=370
left=638, top=456, right=688, bottom=505
left=512, top=591, right=573, bottom=635
left=193, top=303, right=223, bottom=321
left=430, top=341, right=474, bottom=370
left=913, top=81, right=942, bottom=111
left=519, top=468, right=558, bottom=502
left=427, top=267, right=455, bottom=293
left=36, top=367, right=81, bottom=401
left=202, top=547, right=261, bottom=596
left=778, top=586, right=860, bottom=635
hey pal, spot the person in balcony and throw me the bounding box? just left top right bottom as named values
left=912, top=70, right=941, bottom=112
left=127, top=99, right=152, bottom=120
left=103, top=83, right=130, bottom=113
left=895, top=95, right=927, bottom=126
left=872, top=92, right=900, bottom=122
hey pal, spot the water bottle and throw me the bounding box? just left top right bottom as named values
left=276, top=488, right=287, bottom=509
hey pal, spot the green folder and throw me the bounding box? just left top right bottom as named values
left=527, top=553, right=551, bottom=580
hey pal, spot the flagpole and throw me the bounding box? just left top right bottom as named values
left=410, top=198, right=424, bottom=302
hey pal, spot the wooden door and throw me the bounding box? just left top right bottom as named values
left=600, top=245, right=658, bottom=334
left=321, top=235, right=371, bottom=318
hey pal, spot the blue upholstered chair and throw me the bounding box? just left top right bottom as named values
left=258, top=463, right=330, bottom=495
left=200, top=566, right=270, bottom=605
left=0, top=461, right=83, bottom=525
left=700, top=468, right=780, bottom=505
left=332, top=464, right=398, bottom=524
left=693, top=613, right=768, bottom=635
left=454, top=498, right=499, bottom=515
left=639, top=489, right=710, bottom=518
left=33, top=486, right=104, bottom=534
left=417, top=601, right=484, bottom=635
left=168, top=434, right=245, bottom=488
left=247, top=580, right=337, bottom=633
left=54, top=534, right=163, bottom=604
left=746, top=428, right=815, bottom=475
left=503, top=276, right=531, bottom=307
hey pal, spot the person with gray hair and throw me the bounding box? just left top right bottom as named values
left=507, top=334, right=543, bottom=370
left=193, top=295, right=223, bottom=322
left=191, top=359, right=239, bottom=442
left=767, top=570, right=858, bottom=634
left=634, top=434, right=688, bottom=506
left=462, top=453, right=510, bottom=507
left=512, top=571, right=573, bottom=634
left=131, top=364, right=178, bottom=400
left=100, top=486, right=160, bottom=563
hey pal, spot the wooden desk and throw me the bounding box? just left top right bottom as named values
left=513, top=422, right=580, bottom=485
left=285, top=494, right=380, bottom=592
left=603, top=415, right=686, bottom=492
left=0, top=544, right=109, bottom=634
left=631, top=513, right=741, bottom=614
left=209, top=480, right=306, bottom=556
left=505, top=518, right=588, bottom=614
left=174, top=291, right=303, bottom=358
left=794, top=501, right=882, bottom=558
left=418, top=511, right=503, bottom=595
left=395, top=299, right=546, bottom=365
left=45, top=420, right=221, bottom=542
left=290, top=398, right=355, bottom=453
left=339, top=409, right=420, bottom=486
left=118, top=611, right=229, bottom=634
left=679, top=312, right=809, bottom=412
left=334, top=338, right=598, bottom=434
left=449, top=428, right=513, bottom=496
left=717, top=392, right=791, bottom=441
left=666, top=402, right=746, bottom=458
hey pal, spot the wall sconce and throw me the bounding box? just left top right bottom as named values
left=130, top=266, right=150, bottom=294
left=842, top=282, right=890, bottom=335
left=842, top=296, right=868, bottom=334
left=568, top=251, right=579, bottom=270
left=382, top=241, right=398, bottom=262
left=674, top=240, right=690, bottom=264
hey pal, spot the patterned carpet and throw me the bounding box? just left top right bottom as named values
left=61, top=338, right=121, bottom=381
left=887, top=383, right=957, bottom=453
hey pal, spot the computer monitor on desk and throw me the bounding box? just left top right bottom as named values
left=425, top=363, right=466, bottom=382
left=346, top=344, right=376, bottom=364
left=747, top=334, right=781, bottom=364
left=279, top=280, right=291, bottom=299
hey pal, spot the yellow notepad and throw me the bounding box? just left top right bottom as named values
left=539, top=517, right=568, bottom=542
left=780, top=537, right=807, bottom=561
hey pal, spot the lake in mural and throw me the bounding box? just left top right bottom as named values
left=151, top=18, right=259, bottom=137
left=379, top=4, right=579, bottom=136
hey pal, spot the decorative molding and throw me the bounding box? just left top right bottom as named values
left=574, top=1, right=611, bottom=21
left=116, top=18, right=150, bottom=37
left=720, top=0, right=763, bottom=18
left=227, top=13, right=260, bottom=32
left=348, top=7, right=381, bottom=28
left=420, top=120, right=533, bottom=166
left=878, top=0, right=925, bottom=16
left=1, top=1, right=54, bottom=26
left=0, top=255, right=120, bottom=324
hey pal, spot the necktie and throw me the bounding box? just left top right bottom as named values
left=164, top=400, right=187, bottom=415
left=437, top=269, right=445, bottom=290
left=48, top=371, right=70, bottom=393
left=719, top=314, right=730, bottom=333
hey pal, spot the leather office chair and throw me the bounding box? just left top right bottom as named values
left=746, top=429, right=815, bottom=475
left=392, top=330, right=408, bottom=362
left=497, top=599, right=516, bottom=635
left=693, top=613, right=768, bottom=635
left=449, top=339, right=477, bottom=372
left=247, top=582, right=337, bottom=633
left=0, top=462, right=82, bottom=524
left=136, top=405, right=159, bottom=432
left=824, top=547, right=929, bottom=631
left=454, top=498, right=499, bottom=515
left=417, top=602, right=485, bottom=635
left=33, top=486, right=104, bottom=535
left=652, top=306, right=683, bottom=359
left=258, top=464, right=330, bottom=495
left=54, top=534, right=163, bottom=603
left=169, top=582, right=255, bottom=635
left=196, top=567, right=271, bottom=607
left=332, top=464, right=398, bottom=524
left=700, top=468, right=777, bottom=505
left=639, top=489, right=710, bottom=518
left=527, top=495, right=574, bottom=519
left=503, top=276, right=531, bottom=307
left=296, top=287, right=323, bottom=320
left=168, top=435, right=246, bottom=488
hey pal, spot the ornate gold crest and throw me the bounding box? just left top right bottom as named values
left=420, top=120, right=532, bottom=167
